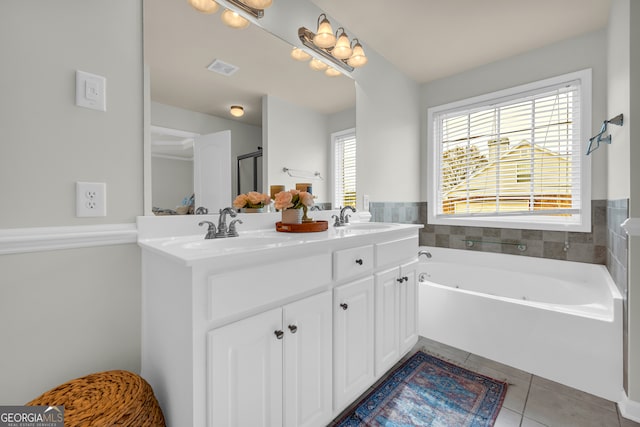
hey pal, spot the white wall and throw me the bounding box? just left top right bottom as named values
left=150, top=102, right=261, bottom=198
left=0, top=0, right=144, bottom=404
left=355, top=52, right=422, bottom=207
left=152, top=157, right=193, bottom=210
left=420, top=30, right=609, bottom=202
left=264, top=95, right=329, bottom=202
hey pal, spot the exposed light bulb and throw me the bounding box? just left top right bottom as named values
left=347, top=39, right=368, bottom=68
left=230, top=105, right=244, bottom=117
left=221, top=9, right=250, bottom=29
left=188, top=0, right=220, bottom=14
left=309, top=58, right=328, bottom=71
left=313, top=14, right=336, bottom=49
left=325, top=67, right=341, bottom=77
left=332, top=29, right=352, bottom=60
left=240, top=0, right=272, bottom=8
left=290, top=47, right=311, bottom=62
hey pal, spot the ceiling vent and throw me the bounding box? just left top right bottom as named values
left=207, top=59, right=239, bottom=76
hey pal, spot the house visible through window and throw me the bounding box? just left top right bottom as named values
left=428, top=69, right=591, bottom=232
left=332, top=129, right=356, bottom=209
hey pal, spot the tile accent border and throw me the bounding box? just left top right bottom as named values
left=0, top=224, right=137, bottom=255
left=370, top=200, right=607, bottom=264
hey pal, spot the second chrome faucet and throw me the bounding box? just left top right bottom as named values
left=198, top=207, right=240, bottom=239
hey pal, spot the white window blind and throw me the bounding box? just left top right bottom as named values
left=333, top=129, right=357, bottom=208
left=428, top=70, right=591, bottom=231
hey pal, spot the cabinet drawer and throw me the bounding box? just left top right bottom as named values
left=208, top=253, right=331, bottom=322
left=375, top=236, right=418, bottom=268
left=333, top=245, right=373, bottom=281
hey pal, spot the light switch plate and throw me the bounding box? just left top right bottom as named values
left=75, top=70, right=106, bottom=111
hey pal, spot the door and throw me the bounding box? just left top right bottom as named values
left=374, top=267, right=400, bottom=376
left=399, top=260, right=419, bottom=354
left=283, top=291, right=332, bottom=427
left=333, top=276, right=374, bottom=412
left=194, top=130, right=231, bottom=213
left=208, top=308, right=283, bottom=427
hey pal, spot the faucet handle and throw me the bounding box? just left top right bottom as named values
left=227, top=219, right=243, bottom=237
left=344, top=214, right=351, bottom=224
left=198, top=221, right=216, bottom=239
left=331, top=214, right=341, bottom=227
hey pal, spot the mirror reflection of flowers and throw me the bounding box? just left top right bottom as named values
left=233, top=191, right=272, bottom=209
left=274, top=189, right=315, bottom=221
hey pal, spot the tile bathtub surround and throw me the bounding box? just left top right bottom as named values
left=370, top=200, right=608, bottom=264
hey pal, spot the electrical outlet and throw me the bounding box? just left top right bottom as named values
left=76, top=182, right=106, bottom=217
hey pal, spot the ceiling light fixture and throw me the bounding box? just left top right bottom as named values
left=230, top=105, right=244, bottom=117
left=297, top=13, right=368, bottom=74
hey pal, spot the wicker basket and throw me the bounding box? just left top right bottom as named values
left=27, top=370, right=165, bottom=427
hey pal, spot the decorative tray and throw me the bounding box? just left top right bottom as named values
left=276, top=220, right=329, bottom=233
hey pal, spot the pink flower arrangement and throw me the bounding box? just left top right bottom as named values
left=274, top=189, right=314, bottom=211
left=233, top=191, right=271, bottom=209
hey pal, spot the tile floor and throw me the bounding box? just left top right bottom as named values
left=331, top=337, right=640, bottom=427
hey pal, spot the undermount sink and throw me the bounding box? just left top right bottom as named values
left=183, top=235, right=295, bottom=251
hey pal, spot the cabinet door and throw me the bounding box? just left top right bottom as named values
left=208, top=308, right=283, bottom=427
left=399, top=260, right=419, bottom=355
left=283, top=291, right=332, bottom=427
left=374, top=267, right=400, bottom=376
left=333, top=276, right=375, bottom=412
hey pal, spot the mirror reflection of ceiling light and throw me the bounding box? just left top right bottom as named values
left=221, top=9, right=250, bottom=28
left=309, top=58, right=328, bottom=71
left=290, top=47, right=311, bottom=61
left=188, top=0, right=220, bottom=14
left=324, top=67, right=341, bottom=77
left=295, top=13, right=368, bottom=75
left=241, top=0, right=272, bottom=9
left=230, top=105, right=245, bottom=117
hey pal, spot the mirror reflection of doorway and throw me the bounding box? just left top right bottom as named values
left=237, top=148, right=263, bottom=195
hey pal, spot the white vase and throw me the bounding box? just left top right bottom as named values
left=242, top=207, right=265, bottom=213
left=281, top=208, right=303, bottom=224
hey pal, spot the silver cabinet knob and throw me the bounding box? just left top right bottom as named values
left=340, top=303, right=348, bottom=310
left=355, top=259, right=363, bottom=265
left=288, top=325, right=297, bottom=334
left=274, top=330, right=284, bottom=340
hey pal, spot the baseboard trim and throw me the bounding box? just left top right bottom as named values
left=0, top=224, right=137, bottom=255
left=619, top=394, right=640, bottom=423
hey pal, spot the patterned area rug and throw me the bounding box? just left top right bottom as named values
left=336, top=351, right=508, bottom=427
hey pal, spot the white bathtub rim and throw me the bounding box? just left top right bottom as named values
left=619, top=394, right=640, bottom=422
left=420, top=279, right=616, bottom=322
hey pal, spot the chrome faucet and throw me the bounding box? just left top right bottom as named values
left=418, top=250, right=432, bottom=259
left=332, top=206, right=356, bottom=227
left=198, top=221, right=217, bottom=239
left=227, top=219, right=243, bottom=237
left=215, top=207, right=238, bottom=238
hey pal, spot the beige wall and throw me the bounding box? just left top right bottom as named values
left=0, top=0, right=144, bottom=404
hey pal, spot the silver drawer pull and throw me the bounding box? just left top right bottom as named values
left=340, top=303, right=348, bottom=310
left=274, top=330, right=284, bottom=340
left=288, top=325, right=298, bottom=334
left=355, top=259, right=363, bottom=265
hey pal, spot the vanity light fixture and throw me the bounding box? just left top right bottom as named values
left=230, top=105, right=244, bottom=117
left=324, top=67, right=342, bottom=77
left=309, top=58, right=328, bottom=71
left=189, top=0, right=269, bottom=30
left=297, top=14, right=368, bottom=74
left=241, top=0, right=272, bottom=9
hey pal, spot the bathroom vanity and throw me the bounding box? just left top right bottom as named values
left=138, top=212, right=421, bottom=427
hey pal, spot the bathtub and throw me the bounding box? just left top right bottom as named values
left=418, top=246, right=623, bottom=402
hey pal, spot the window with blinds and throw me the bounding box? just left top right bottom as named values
left=332, top=129, right=357, bottom=208
left=428, top=70, right=592, bottom=231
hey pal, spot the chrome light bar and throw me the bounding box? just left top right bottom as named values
left=298, top=27, right=355, bottom=73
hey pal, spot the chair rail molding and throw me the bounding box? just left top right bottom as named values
left=0, top=223, right=137, bottom=255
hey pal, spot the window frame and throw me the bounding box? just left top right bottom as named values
left=331, top=128, right=357, bottom=209
left=427, top=69, right=592, bottom=232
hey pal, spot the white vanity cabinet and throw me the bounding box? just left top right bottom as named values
left=209, top=291, right=332, bottom=427
left=374, top=259, right=419, bottom=376
left=333, top=276, right=375, bottom=412
left=138, top=216, right=421, bottom=427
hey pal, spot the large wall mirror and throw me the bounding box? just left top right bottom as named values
left=143, top=0, right=355, bottom=214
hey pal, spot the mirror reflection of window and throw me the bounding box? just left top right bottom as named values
left=332, top=128, right=356, bottom=208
